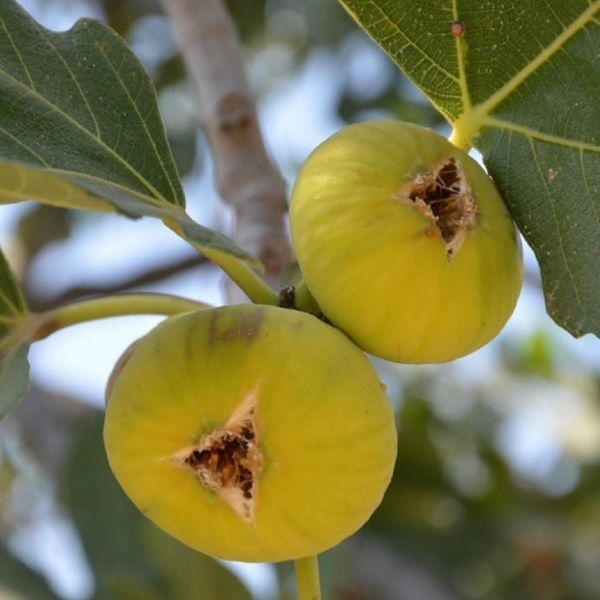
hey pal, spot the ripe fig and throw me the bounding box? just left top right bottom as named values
left=290, top=120, right=523, bottom=363
left=104, top=305, right=396, bottom=562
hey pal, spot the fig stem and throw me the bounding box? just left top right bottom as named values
left=30, top=293, right=207, bottom=341
left=294, top=281, right=320, bottom=315
left=295, top=554, right=321, bottom=600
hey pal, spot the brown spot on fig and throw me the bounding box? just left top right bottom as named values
left=394, top=157, right=477, bottom=258
left=172, top=389, right=263, bottom=522
left=208, top=307, right=265, bottom=346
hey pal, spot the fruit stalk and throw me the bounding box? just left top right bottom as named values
left=293, top=280, right=320, bottom=315
left=32, top=293, right=206, bottom=341
left=295, top=555, right=321, bottom=600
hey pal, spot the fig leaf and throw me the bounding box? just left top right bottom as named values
left=340, top=0, right=600, bottom=339
left=0, top=0, right=254, bottom=264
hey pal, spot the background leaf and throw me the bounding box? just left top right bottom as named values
left=0, top=247, right=29, bottom=420
left=0, top=343, right=30, bottom=420
left=0, top=248, right=25, bottom=320
left=340, top=0, right=600, bottom=338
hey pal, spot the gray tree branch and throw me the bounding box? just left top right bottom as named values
left=160, top=0, right=290, bottom=296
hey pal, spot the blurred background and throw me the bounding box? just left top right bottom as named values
left=1, top=0, right=600, bottom=599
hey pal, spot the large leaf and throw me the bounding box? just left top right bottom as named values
left=0, top=0, right=183, bottom=210
left=340, top=0, right=600, bottom=338
left=0, top=0, right=255, bottom=264
left=0, top=247, right=29, bottom=420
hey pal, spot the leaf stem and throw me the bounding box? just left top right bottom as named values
left=164, top=217, right=279, bottom=305
left=295, top=555, right=321, bottom=600
left=32, top=293, right=206, bottom=341
left=448, top=126, right=472, bottom=152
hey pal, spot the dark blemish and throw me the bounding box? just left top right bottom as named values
left=184, top=422, right=259, bottom=500
left=278, top=285, right=296, bottom=309
left=451, top=20, right=465, bottom=37
left=208, top=307, right=266, bottom=346
left=218, top=93, right=252, bottom=133
left=401, top=157, right=477, bottom=257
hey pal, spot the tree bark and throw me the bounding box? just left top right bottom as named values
left=160, top=0, right=290, bottom=296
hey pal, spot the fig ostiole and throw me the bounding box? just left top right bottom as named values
left=290, top=120, right=523, bottom=364
left=104, top=305, right=397, bottom=563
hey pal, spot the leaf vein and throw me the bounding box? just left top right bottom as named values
left=92, top=38, right=180, bottom=206
left=0, top=14, right=35, bottom=90
left=0, top=66, right=169, bottom=203
left=34, top=25, right=102, bottom=139
left=348, top=0, right=460, bottom=84
left=484, top=117, right=600, bottom=153
left=473, top=1, right=600, bottom=119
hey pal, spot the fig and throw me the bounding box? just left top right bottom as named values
left=104, top=305, right=396, bottom=562
left=290, top=120, right=523, bottom=363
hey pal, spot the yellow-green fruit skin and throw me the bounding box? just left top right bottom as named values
left=104, top=305, right=396, bottom=563
left=290, top=121, right=523, bottom=364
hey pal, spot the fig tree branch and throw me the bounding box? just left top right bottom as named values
left=160, top=0, right=290, bottom=295
left=25, top=253, right=208, bottom=312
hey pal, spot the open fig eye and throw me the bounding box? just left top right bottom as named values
left=290, top=120, right=523, bottom=364
left=103, top=305, right=396, bottom=562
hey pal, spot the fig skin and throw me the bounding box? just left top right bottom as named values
left=290, top=120, right=523, bottom=364
left=104, top=305, right=396, bottom=563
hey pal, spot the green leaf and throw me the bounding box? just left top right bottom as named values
left=0, top=0, right=183, bottom=210
left=0, top=247, right=29, bottom=420
left=340, top=0, right=600, bottom=338
left=0, top=343, right=30, bottom=420
left=0, top=247, right=24, bottom=320
left=0, top=0, right=256, bottom=265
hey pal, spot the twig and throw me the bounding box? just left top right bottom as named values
left=25, top=254, right=207, bottom=312
left=160, top=0, right=290, bottom=295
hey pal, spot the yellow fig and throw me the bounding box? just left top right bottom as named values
left=104, top=305, right=396, bottom=562
left=290, top=120, right=523, bottom=364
